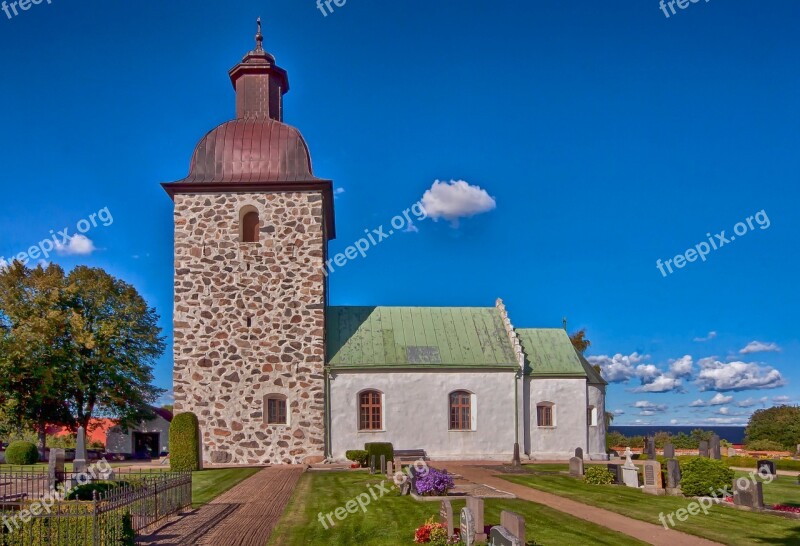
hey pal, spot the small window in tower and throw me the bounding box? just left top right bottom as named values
left=241, top=209, right=260, bottom=243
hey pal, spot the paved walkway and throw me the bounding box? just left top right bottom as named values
left=446, top=463, right=723, bottom=546
left=139, top=466, right=304, bottom=546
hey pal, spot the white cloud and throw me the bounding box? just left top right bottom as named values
left=420, top=180, right=496, bottom=225
left=632, top=401, right=668, bottom=412
left=773, top=395, right=792, bottom=404
left=736, top=398, right=758, bottom=408
left=689, top=399, right=706, bottom=407
left=696, top=357, right=785, bottom=392
left=694, top=331, right=718, bottom=342
left=630, top=375, right=683, bottom=393
left=588, top=352, right=648, bottom=383
left=635, top=364, right=660, bottom=383
left=717, top=407, right=730, bottom=415
left=669, top=355, right=694, bottom=378
left=701, top=417, right=748, bottom=425
left=739, top=341, right=781, bottom=354
left=334, top=187, right=346, bottom=196
left=708, top=393, right=734, bottom=406
left=55, top=234, right=96, bottom=256
left=611, top=409, right=626, bottom=416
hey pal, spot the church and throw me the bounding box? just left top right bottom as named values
left=162, top=21, right=607, bottom=466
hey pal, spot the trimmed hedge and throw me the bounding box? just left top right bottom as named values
left=680, top=458, right=735, bottom=497
left=170, top=412, right=201, bottom=471
left=345, top=450, right=369, bottom=466
left=65, top=481, right=128, bottom=501
left=364, top=442, right=394, bottom=465
left=6, top=441, right=39, bottom=465
left=584, top=466, right=615, bottom=485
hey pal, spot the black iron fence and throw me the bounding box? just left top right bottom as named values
left=0, top=467, right=192, bottom=545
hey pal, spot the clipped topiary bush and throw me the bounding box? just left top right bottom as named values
left=364, top=442, right=394, bottom=465
left=345, top=449, right=368, bottom=466
left=5, top=441, right=39, bottom=465
left=680, top=457, right=735, bottom=497
left=584, top=466, right=615, bottom=485
left=170, top=412, right=201, bottom=471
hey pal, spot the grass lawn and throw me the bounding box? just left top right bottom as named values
left=501, top=465, right=800, bottom=546
left=191, top=467, right=261, bottom=507
left=267, top=471, right=648, bottom=546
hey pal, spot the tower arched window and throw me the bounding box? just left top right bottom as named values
left=241, top=208, right=260, bottom=243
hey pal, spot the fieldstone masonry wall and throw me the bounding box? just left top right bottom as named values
left=172, top=191, right=327, bottom=465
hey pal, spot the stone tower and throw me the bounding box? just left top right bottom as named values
left=162, top=20, right=335, bottom=465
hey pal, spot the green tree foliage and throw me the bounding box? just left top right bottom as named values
left=0, top=263, right=75, bottom=455
left=679, top=458, right=735, bottom=497
left=170, top=412, right=201, bottom=471
left=745, top=405, right=800, bottom=450
left=745, top=439, right=786, bottom=451
left=584, top=466, right=615, bottom=485
left=5, top=440, right=39, bottom=465
left=0, top=262, right=165, bottom=450
left=64, top=266, right=165, bottom=429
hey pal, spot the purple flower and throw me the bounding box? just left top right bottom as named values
left=414, top=468, right=455, bottom=496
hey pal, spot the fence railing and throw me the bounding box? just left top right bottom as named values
left=0, top=467, right=192, bottom=545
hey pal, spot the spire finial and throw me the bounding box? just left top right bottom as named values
left=255, top=17, right=264, bottom=52
left=563, top=317, right=568, bottom=331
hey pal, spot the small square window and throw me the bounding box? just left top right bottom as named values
left=266, top=397, right=287, bottom=425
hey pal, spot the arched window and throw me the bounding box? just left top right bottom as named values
left=265, top=394, right=288, bottom=425
left=358, top=390, right=382, bottom=431
left=241, top=208, right=260, bottom=243
left=449, top=391, right=472, bottom=431
left=537, top=402, right=555, bottom=427
left=587, top=406, right=597, bottom=427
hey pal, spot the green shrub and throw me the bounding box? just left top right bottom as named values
left=584, top=466, right=615, bottom=485
left=746, top=439, right=786, bottom=451
left=65, top=481, right=126, bottom=501
left=170, top=412, right=201, bottom=471
left=345, top=450, right=368, bottom=466
left=5, top=440, right=39, bottom=465
left=680, top=458, right=735, bottom=497
left=364, top=442, right=394, bottom=465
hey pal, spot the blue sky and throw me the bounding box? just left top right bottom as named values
left=0, top=0, right=797, bottom=426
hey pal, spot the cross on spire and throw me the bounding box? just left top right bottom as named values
left=255, top=17, right=264, bottom=52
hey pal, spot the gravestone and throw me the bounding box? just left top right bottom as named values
left=386, top=460, right=394, bottom=477
left=642, top=460, right=665, bottom=495
left=489, top=526, right=520, bottom=546
left=380, top=454, right=386, bottom=475
left=698, top=440, right=709, bottom=458
left=48, top=448, right=66, bottom=488
left=796, top=444, right=800, bottom=456
left=710, top=435, right=721, bottom=460
left=460, top=507, right=476, bottom=546
left=757, top=460, right=776, bottom=478
left=733, top=478, right=764, bottom=510
left=500, top=510, right=526, bottom=545
left=728, top=447, right=737, bottom=457
left=645, top=436, right=656, bottom=460
left=467, top=497, right=487, bottom=542
left=408, top=465, right=418, bottom=493
left=622, top=447, right=639, bottom=488
left=569, top=456, right=584, bottom=477
left=666, top=459, right=682, bottom=490
left=663, top=442, right=675, bottom=459
left=439, top=500, right=455, bottom=537
left=369, top=455, right=376, bottom=475
left=574, top=447, right=584, bottom=459
left=400, top=480, right=412, bottom=496
left=606, top=463, right=623, bottom=484
left=73, top=426, right=88, bottom=474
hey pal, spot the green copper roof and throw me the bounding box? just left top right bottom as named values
left=517, top=328, right=588, bottom=377
left=327, top=306, right=517, bottom=369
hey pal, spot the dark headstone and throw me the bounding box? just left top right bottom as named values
left=733, top=478, right=764, bottom=510
left=48, top=448, right=66, bottom=488
left=380, top=454, right=386, bottom=475
left=666, top=459, right=682, bottom=489
left=645, top=436, right=656, bottom=460
left=710, top=434, right=721, bottom=460
left=569, top=456, right=584, bottom=477
left=500, top=510, right=525, bottom=545
left=699, top=440, right=709, bottom=458
left=663, top=442, right=675, bottom=459
left=606, top=464, right=623, bottom=484
left=489, top=526, right=520, bottom=546
left=369, top=455, right=376, bottom=475
left=460, top=507, right=476, bottom=546
left=574, top=447, right=583, bottom=459
left=400, top=480, right=411, bottom=496
left=408, top=465, right=418, bottom=492
left=440, top=500, right=454, bottom=537
left=757, top=460, right=776, bottom=478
